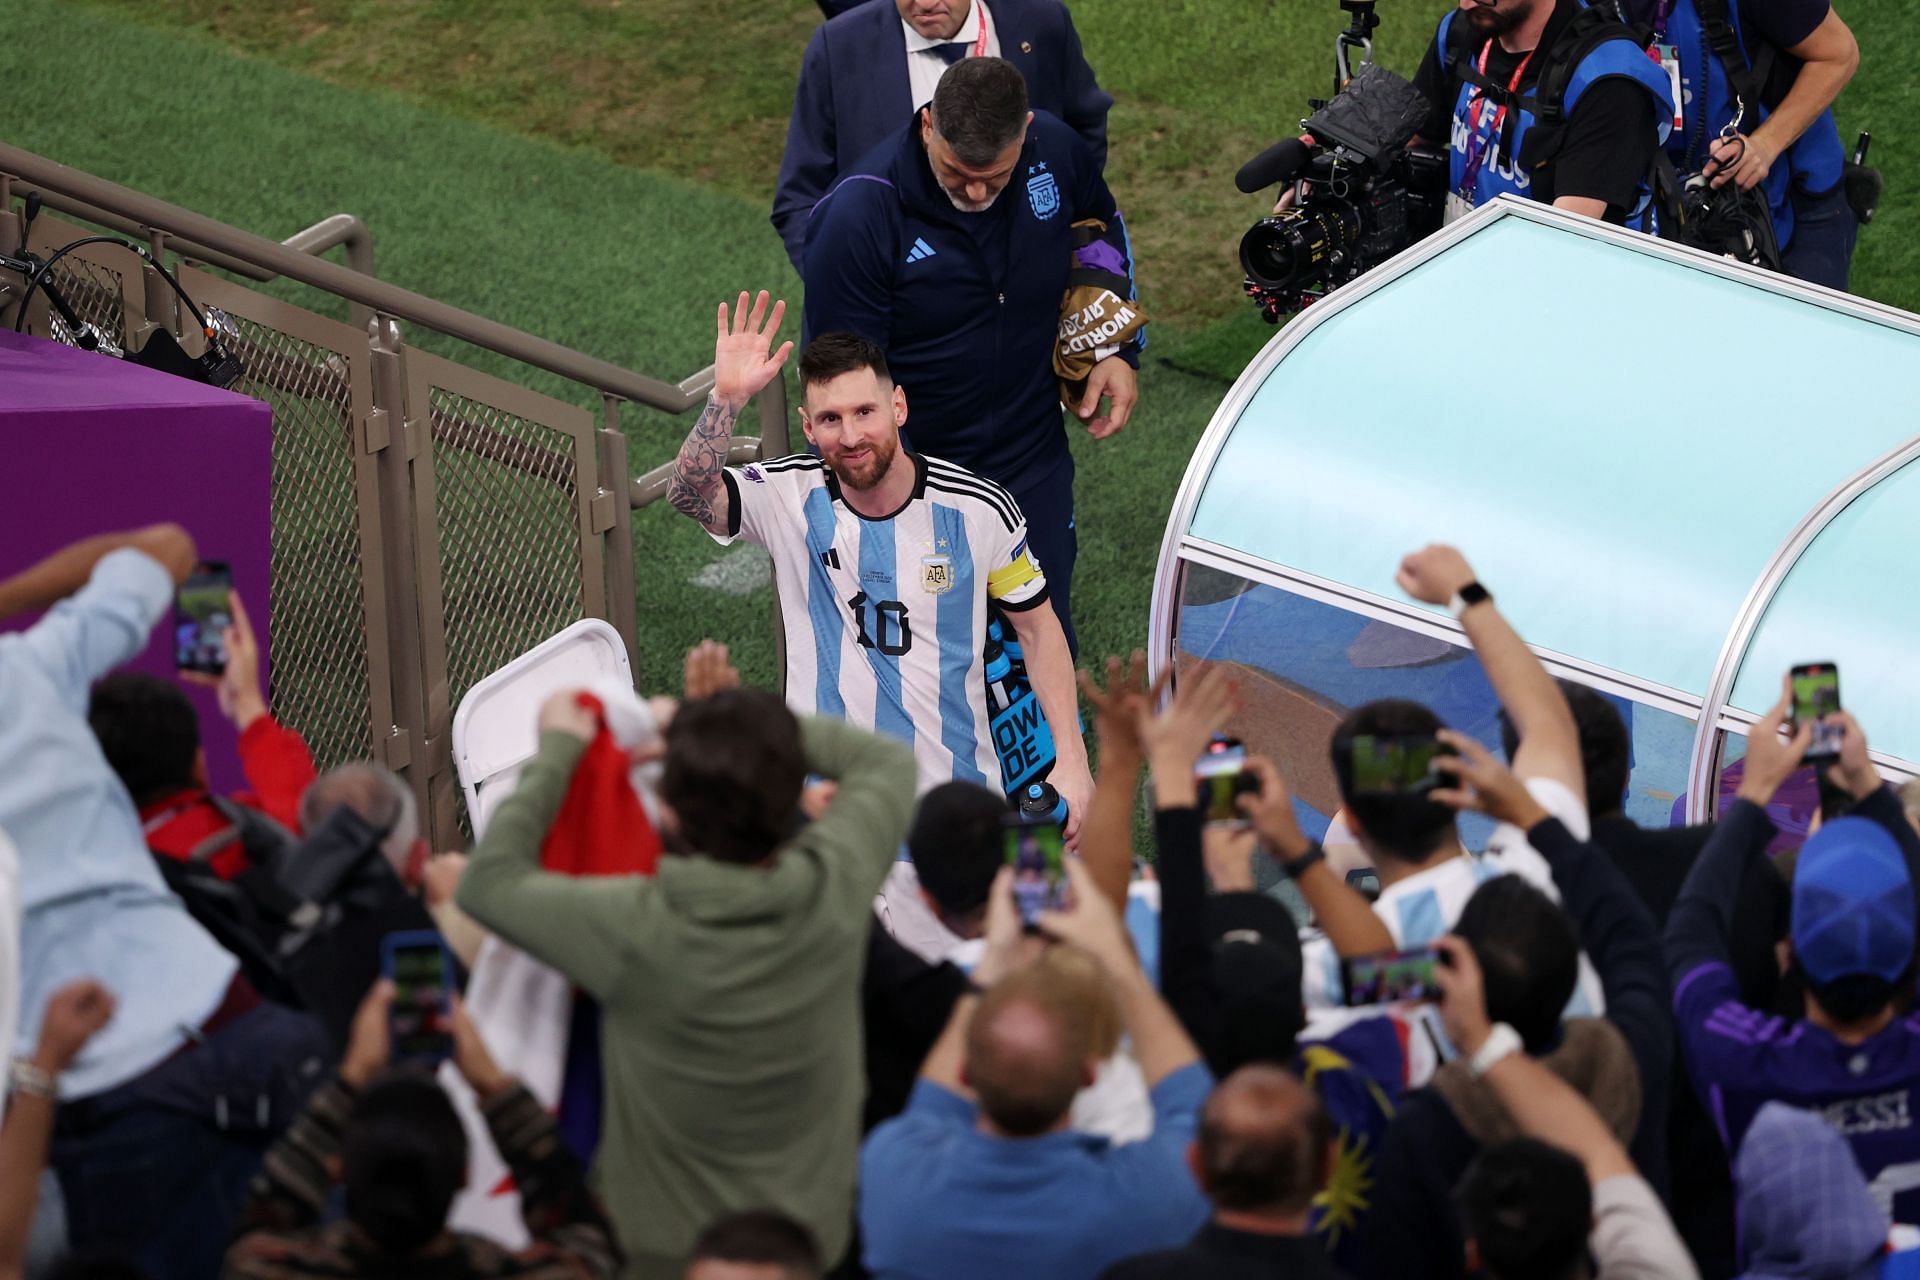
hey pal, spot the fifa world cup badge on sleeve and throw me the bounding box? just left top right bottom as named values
left=1026, top=163, right=1060, bottom=220
left=921, top=554, right=955, bottom=595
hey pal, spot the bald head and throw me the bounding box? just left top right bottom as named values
left=1196, top=1065, right=1330, bottom=1216
left=964, top=954, right=1102, bottom=1136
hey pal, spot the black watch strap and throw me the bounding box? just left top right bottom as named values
left=1280, top=842, right=1326, bottom=881
left=1450, top=581, right=1492, bottom=618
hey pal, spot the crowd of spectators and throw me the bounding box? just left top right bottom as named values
left=9, top=518, right=1920, bottom=1280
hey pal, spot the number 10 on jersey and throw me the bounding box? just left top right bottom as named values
left=848, top=591, right=912, bottom=656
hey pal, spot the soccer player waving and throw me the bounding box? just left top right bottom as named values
left=668, top=292, right=1093, bottom=838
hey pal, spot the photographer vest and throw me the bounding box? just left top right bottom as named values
left=1648, top=0, right=1846, bottom=251
left=1438, top=1, right=1675, bottom=225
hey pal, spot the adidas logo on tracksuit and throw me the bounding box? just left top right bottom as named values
left=904, top=237, right=936, bottom=263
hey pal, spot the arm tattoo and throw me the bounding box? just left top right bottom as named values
left=667, top=394, right=740, bottom=530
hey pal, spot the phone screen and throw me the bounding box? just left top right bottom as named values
left=1195, top=738, right=1250, bottom=824
left=1004, top=817, right=1068, bottom=928
left=1346, top=734, right=1449, bottom=796
left=174, top=561, right=233, bottom=675
left=1341, top=946, right=1443, bottom=1007
left=1790, top=663, right=1843, bottom=761
left=386, top=936, right=453, bottom=1061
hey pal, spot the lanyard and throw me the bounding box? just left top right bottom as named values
left=1458, top=40, right=1537, bottom=194
left=1652, top=0, right=1674, bottom=37
left=959, top=0, right=991, bottom=57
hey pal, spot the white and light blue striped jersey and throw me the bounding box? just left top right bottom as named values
left=713, top=452, right=1048, bottom=792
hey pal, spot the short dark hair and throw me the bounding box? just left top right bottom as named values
left=88, top=672, right=200, bottom=808
left=908, top=782, right=1008, bottom=919
left=342, top=1074, right=468, bottom=1257
left=688, top=1209, right=821, bottom=1279
left=663, top=689, right=807, bottom=865
left=1198, top=1066, right=1330, bottom=1216
left=1499, top=682, right=1629, bottom=822
left=1331, top=699, right=1455, bottom=863
left=1457, top=1139, right=1592, bottom=1280
left=928, top=56, right=1030, bottom=167
left=798, top=331, right=890, bottom=400
left=1454, top=877, right=1580, bottom=1055
left=1803, top=962, right=1914, bottom=1026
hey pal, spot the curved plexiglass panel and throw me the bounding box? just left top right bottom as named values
left=1184, top=214, right=1920, bottom=700
left=1729, top=457, right=1920, bottom=767
left=1174, top=565, right=1696, bottom=839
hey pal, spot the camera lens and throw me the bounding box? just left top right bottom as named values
left=1239, top=202, right=1362, bottom=293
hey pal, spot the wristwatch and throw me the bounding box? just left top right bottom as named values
left=1449, top=581, right=1492, bottom=619
left=1279, top=842, right=1326, bottom=881
left=9, top=1058, right=56, bottom=1101
left=1468, top=1023, right=1523, bottom=1077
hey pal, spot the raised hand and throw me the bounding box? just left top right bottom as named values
left=1735, top=691, right=1813, bottom=808
left=537, top=688, right=600, bottom=742
left=1074, top=650, right=1168, bottom=759
left=1238, top=755, right=1312, bottom=862
left=712, top=291, right=794, bottom=409
left=1138, top=664, right=1238, bottom=779
left=181, top=589, right=267, bottom=730
left=1395, top=544, right=1477, bottom=607
left=1430, top=730, right=1550, bottom=830
left=683, top=639, right=742, bottom=701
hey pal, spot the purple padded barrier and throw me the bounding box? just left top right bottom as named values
left=0, top=330, right=273, bottom=792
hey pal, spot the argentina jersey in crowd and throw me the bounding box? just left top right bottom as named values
left=713, top=450, right=1049, bottom=793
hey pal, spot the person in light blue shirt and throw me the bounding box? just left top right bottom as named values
left=860, top=858, right=1211, bottom=1280
left=0, top=526, right=328, bottom=1280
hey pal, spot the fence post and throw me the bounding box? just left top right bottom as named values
left=366, top=315, right=435, bottom=836
left=597, top=393, right=640, bottom=681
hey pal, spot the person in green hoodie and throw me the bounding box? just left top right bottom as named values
left=457, top=678, right=918, bottom=1279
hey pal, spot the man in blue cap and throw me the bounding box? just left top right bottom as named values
left=1665, top=692, right=1920, bottom=1224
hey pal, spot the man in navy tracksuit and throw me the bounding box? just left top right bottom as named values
left=802, top=55, right=1140, bottom=653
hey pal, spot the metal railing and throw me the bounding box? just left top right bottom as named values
left=0, top=143, right=789, bottom=845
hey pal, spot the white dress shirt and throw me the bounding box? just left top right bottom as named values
left=902, top=0, right=1002, bottom=112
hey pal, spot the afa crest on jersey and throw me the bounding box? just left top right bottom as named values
left=920, top=554, right=955, bottom=595
left=1026, top=166, right=1060, bottom=220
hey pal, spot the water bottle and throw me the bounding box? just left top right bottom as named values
left=984, top=635, right=1015, bottom=718
left=1018, top=781, right=1068, bottom=827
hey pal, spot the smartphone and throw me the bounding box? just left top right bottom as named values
left=1195, top=736, right=1257, bottom=824
left=1346, top=867, right=1381, bottom=903
left=1003, top=814, right=1068, bottom=928
left=1789, top=662, right=1843, bottom=762
left=1341, top=946, right=1444, bottom=1008
left=1344, top=733, right=1452, bottom=796
left=174, top=561, right=233, bottom=676
left=382, top=931, right=455, bottom=1062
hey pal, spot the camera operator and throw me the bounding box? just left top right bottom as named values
left=1618, top=0, right=1862, bottom=290
left=1411, top=0, right=1676, bottom=226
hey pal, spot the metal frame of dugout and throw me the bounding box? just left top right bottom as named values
left=1151, top=196, right=1920, bottom=850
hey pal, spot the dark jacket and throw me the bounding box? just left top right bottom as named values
left=774, top=0, right=1112, bottom=268
left=803, top=110, right=1136, bottom=490
left=862, top=919, right=969, bottom=1132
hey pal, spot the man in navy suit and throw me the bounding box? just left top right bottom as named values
left=773, top=0, right=1111, bottom=271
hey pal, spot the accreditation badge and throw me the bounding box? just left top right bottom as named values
left=920, top=554, right=954, bottom=595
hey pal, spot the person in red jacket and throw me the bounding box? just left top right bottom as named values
left=88, top=591, right=317, bottom=879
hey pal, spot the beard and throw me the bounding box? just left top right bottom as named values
left=826, top=432, right=901, bottom=492
left=939, top=181, right=1000, bottom=214
left=1463, top=0, right=1535, bottom=38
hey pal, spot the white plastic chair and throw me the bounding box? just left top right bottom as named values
left=450, top=617, right=632, bottom=840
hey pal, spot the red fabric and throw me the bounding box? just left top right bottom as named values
left=141, top=714, right=318, bottom=880
left=538, top=694, right=661, bottom=878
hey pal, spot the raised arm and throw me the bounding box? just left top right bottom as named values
left=1433, top=935, right=1635, bottom=1182
left=1073, top=653, right=1163, bottom=912
left=666, top=291, right=793, bottom=537
left=1397, top=545, right=1582, bottom=802
left=0, top=524, right=194, bottom=621
left=1241, top=755, right=1394, bottom=957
